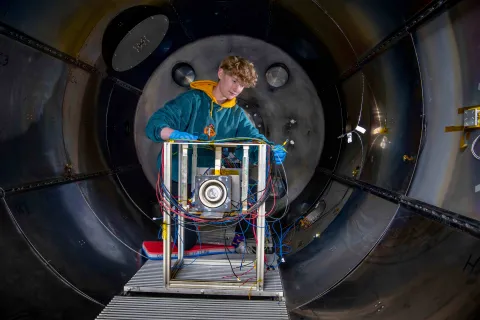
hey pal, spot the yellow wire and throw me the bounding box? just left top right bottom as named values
left=247, top=279, right=262, bottom=300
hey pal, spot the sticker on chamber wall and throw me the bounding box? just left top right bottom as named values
left=475, top=184, right=480, bottom=193
left=355, top=125, right=366, bottom=134
left=347, top=132, right=353, bottom=143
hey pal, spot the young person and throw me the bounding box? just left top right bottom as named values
left=146, top=55, right=286, bottom=250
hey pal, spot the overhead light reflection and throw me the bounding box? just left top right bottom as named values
left=380, top=136, right=388, bottom=149
left=373, top=126, right=389, bottom=135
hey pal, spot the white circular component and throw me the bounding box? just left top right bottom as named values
left=198, top=180, right=227, bottom=208
left=205, top=185, right=222, bottom=202
left=172, top=63, right=196, bottom=87
left=266, top=64, right=289, bottom=88
left=112, top=14, right=169, bottom=72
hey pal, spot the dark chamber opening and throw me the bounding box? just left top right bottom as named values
left=101, top=3, right=343, bottom=225
left=1, top=0, right=480, bottom=319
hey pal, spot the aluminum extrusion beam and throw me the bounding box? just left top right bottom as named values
left=318, top=168, right=480, bottom=238
left=336, top=0, right=463, bottom=83
left=0, top=165, right=138, bottom=198
left=0, top=21, right=142, bottom=95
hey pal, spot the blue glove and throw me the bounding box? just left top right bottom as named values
left=169, top=130, right=198, bottom=141
left=272, top=145, right=287, bottom=164
left=223, top=148, right=230, bottom=157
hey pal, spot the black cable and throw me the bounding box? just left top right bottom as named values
left=307, top=187, right=351, bottom=228
left=224, top=228, right=240, bottom=280
left=156, top=144, right=278, bottom=236
left=158, top=169, right=273, bottom=224
left=266, top=165, right=289, bottom=222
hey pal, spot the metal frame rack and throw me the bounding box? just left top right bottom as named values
left=162, top=141, right=268, bottom=293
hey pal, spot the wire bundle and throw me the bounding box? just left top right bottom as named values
left=155, top=138, right=291, bottom=280
left=155, top=139, right=284, bottom=227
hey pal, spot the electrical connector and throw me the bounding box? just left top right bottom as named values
left=464, top=108, right=479, bottom=128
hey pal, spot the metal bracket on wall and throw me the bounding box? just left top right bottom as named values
left=318, top=168, right=480, bottom=239
left=0, top=165, right=139, bottom=198
left=444, top=105, right=480, bottom=149
left=333, top=0, right=462, bottom=85
left=0, top=21, right=142, bottom=95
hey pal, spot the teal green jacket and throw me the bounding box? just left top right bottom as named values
left=145, top=81, right=270, bottom=181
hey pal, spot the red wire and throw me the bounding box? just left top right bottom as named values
left=156, top=144, right=277, bottom=225
left=222, top=265, right=255, bottom=279
left=157, top=143, right=277, bottom=276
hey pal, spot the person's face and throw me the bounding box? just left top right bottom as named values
left=218, top=68, right=245, bottom=100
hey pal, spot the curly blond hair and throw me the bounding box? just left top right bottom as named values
left=219, top=56, right=258, bottom=88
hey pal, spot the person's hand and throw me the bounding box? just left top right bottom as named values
left=272, top=145, right=287, bottom=164
left=169, top=130, right=198, bottom=140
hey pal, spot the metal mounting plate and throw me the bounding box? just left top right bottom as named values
left=112, top=14, right=169, bottom=72
left=195, top=175, right=232, bottom=213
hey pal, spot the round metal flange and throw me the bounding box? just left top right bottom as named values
left=266, top=63, right=289, bottom=88
left=172, top=62, right=196, bottom=87
left=112, top=14, right=169, bottom=72
left=135, top=35, right=326, bottom=212
left=198, top=180, right=227, bottom=208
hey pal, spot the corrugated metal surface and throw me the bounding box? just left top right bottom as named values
left=198, top=227, right=236, bottom=245
left=177, top=263, right=259, bottom=283
left=125, top=258, right=284, bottom=296
left=96, top=296, right=289, bottom=319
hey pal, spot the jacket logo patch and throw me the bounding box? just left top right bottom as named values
left=204, top=124, right=216, bottom=138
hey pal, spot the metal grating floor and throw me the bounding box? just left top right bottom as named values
left=96, top=296, right=289, bottom=320
left=197, top=226, right=236, bottom=245
left=125, top=257, right=284, bottom=298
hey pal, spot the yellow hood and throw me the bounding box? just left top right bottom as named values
left=190, top=80, right=237, bottom=108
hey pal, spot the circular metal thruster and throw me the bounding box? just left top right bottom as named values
left=112, top=14, right=169, bottom=72
left=266, top=63, right=289, bottom=88
left=198, top=180, right=227, bottom=208
left=135, top=35, right=326, bottom=211
left=172, top=62, right=196, bottom=87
